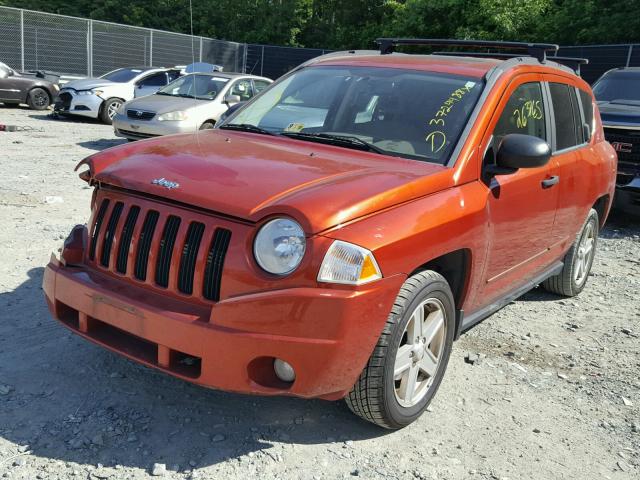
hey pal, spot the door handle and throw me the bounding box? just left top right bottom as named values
left=541, top=175, right=560, bottom=189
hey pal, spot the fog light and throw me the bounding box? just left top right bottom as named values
left=273, top=359, right=296, bottom=383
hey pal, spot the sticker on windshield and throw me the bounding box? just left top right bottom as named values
left=285, top=123, right=305, bottom=133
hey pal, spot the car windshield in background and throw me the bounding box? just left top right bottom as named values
left=100, top=68, right=145, bottom=83
left=157, top=74, right=229, bottom=100
left=593, top=71, right=640, bottom=103
left=226, top=65, right=483, bottom=163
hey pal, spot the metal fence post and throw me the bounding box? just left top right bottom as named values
left=260, top=45, right=265, bottom=77
left=150, top=29, right=153, bottom=66
left=199, top=37, right=203, bottom=62
left=627, top=45, right=634, bottom=67
left=20, top=9, right=24, bottom=71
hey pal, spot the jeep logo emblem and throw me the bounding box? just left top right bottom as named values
left=611, top=141, right=633, bottom=153
left=151, top=178, right=179, bottom=189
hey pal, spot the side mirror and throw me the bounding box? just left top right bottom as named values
left=490, top=134, right=551, bottom=175
left=225, top=94, right=241, bottom=105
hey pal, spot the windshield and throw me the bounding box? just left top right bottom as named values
left=0, top=62, right=12, bottom=78
left=225, top=65, right=483, bottom=163
left=157, top=74, right=229, bottom=100
left=100, top=68, right=145, bottom=83
left=593, top=71, right=640, bottom=102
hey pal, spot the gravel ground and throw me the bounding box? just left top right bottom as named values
left=1, top=107, right=639, bottom=480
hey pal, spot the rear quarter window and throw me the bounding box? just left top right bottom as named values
left=579, top=89, right=594, bottom=137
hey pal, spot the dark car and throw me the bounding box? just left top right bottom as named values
left=593, top=67, right=640, bottom=215
left=0, top=61, right=60, bottom=110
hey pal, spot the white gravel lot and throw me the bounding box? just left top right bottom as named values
left=0, top=107, right=639, bottom=480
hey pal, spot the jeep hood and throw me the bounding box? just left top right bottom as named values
left=78, top=130, right=449, bottom=233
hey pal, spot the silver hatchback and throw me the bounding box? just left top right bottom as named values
left=112, top=72, right=271, bottom=140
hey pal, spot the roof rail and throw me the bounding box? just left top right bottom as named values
left=375, top=38, right=559, bottom=63
left=432, top=51, right=589, bottom=75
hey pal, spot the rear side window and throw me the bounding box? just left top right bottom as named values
left=579, top=89, right=594, bottom=137
left=549, top=83, right=580, bottom=150
left=494, top=82, right=546, bottom=142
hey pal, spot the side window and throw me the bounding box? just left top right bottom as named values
left=167, top=71, right=181, bottom=83
left=549, top=83, right=579, bottom=150
left=137, top=72, right=168, bottom=88
left=494, top=82, right=546, bottom=143
left=253, top=80, right=271, bottom=94
left=579, top=89, right=594, bottom=138
left=229, top=79, right=254, bottom=101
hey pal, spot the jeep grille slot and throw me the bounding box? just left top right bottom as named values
left=155, top=215, right=182, bottom=288
left=88, top=191, right=235, bottom=302
left=178, top=222, right=206, bottom=295
left=203, top=228, right=232, bottom=301
left=100, top=201, right=124, bottom=267
left=116, top=206, right=140, bottom=274
left=89, top=199, right=110, bottom=261
left=134, top=210, right=160, bottom=281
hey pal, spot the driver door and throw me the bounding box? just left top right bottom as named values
left=479, top=75, right=560, bottom=302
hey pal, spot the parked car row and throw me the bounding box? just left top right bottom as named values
left=1, top=60, right=272, bottom=134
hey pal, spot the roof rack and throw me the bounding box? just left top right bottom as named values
left=432, top=51, right=589, bottom=75
left=375, top=38, right=559, bottom=63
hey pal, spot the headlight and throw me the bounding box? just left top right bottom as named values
left=53, top=84, right=60, bottom=91
left=317, top=240, right=382, bottom=285
left=254, top=218, right=306, bottom=275
left=157, top=110, right=189, bottom=121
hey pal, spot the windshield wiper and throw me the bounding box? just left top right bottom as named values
left=219, top=123, right=276, bottom=136
left=155, top=91, right=172, bottom=96
left=280, top=132, right=386, bottom=155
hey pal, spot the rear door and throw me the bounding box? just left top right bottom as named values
left=479, top=74, right=560, bottom=302
left=543, top=76, right=593, bottom=246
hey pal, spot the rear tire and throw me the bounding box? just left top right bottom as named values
left=27, top=88, right=50, bottom=110
left=100, top=98, right=123, bottom=124
left=346, top=271, right=455, bottom=429
left=542, top=208, right=598, bottom=297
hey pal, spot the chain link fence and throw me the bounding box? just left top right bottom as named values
left=0, top=6, right=245, bottom=77
left=557, top=44, right=639, bottom=84
left=1, top=6, right=639, bottom=83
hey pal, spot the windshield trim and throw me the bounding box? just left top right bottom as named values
left=222, top=65, right=486, bottom=166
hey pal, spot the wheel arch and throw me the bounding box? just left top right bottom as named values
left=409, top=248, right=472, bottom=338
left=592, top=194, right=611, bottom=228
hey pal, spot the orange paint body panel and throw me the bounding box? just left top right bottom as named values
left=44, top=53, right=617, bottom=400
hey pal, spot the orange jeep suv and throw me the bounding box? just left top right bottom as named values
left=43, top=39, right=617, bottom=429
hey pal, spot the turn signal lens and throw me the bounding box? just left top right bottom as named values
left=317, top=240, right=382, bottom=285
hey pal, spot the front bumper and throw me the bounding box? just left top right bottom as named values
left=54, top=90, right=103, bottom=118
left=43, top=254, right=404, bottom=400
left=615, top=176, right=640, bottom=216
left=113, top=114, right=198, bottom=140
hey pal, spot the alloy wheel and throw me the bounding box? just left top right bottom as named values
left=393, top=298, right=446, bottom=408
left=574, top=221, right=595, bottom=286
left=108, top=101, right=122, bottom=119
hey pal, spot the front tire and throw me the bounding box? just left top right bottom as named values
left=27, top=88, right=50, bottom=110
left=542, top=208, right=599, bottom=297
left=100, top=98, right=123, bottom=124
left=346, top=271, right=455, bottom=429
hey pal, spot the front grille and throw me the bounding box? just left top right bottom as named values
left=116, top=128, right=159, bottom=139
left=604, top=128, right=640, bottom=169
left=127, top=109, right=155, bottom=120
left=57, top=92, right=72, bottom=109
left=87, top=192, right=232, bottom=302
